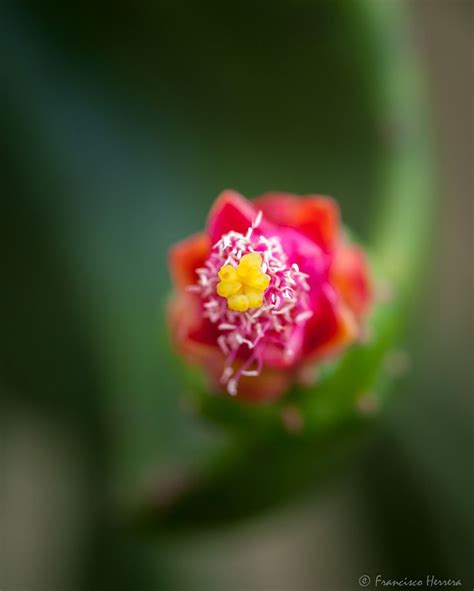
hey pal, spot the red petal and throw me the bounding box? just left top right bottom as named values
left=331, top=245, right=372, bottom=318
left=168, top=293, right=291, bottom=403
left=262, top=324, right=305, bottom=369
left=207, top=189, right=269, bottom=243
left=253, top=193, right=340, bottom=251
left=168, top=292, right=223, bottom=368
left=303, top=286, right=358, bottom=361
left=169, top=232, right=210, bottom=290
left=235, top=369, right=291, bottom=403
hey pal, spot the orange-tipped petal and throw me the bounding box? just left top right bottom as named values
left=169, top=233, right=210, bottom=290
left=254, top=193, right=340, bottom=252
left=331, top=245, right=373, bottom=318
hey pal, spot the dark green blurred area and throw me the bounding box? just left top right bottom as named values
left=0, top=1, right=472, bottom=590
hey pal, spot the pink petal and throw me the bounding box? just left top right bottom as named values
left=262, top=324, right=306, bottom=369
left=207, top=189, right=272, bottom=243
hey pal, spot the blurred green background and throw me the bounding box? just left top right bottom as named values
left=1, top=0, right=472, bottom=590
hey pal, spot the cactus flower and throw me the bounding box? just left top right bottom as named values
left=168, top=190, right=372, bottom=402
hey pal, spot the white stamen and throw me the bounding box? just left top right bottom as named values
left=295, top=310, right=313, bottom=324
left=221, top=366, right=234, bottom=384
left=253, top=210, right=263, bottom=228
left=227, top=379, right=238, bottom=396
left=217, top=335, right=229, bottom=354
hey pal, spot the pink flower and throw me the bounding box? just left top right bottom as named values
left=168, top=190, right=372, bottom=403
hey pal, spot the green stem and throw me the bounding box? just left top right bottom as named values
left=364, top=0, right=436, bottom=291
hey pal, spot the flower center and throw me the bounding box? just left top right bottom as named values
left=188, top=212, right=312, bottom=395
left=216, top=253, right=271, bottom=312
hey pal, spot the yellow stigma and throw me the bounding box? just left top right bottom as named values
left=216, top=252, right=270, bottom=312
